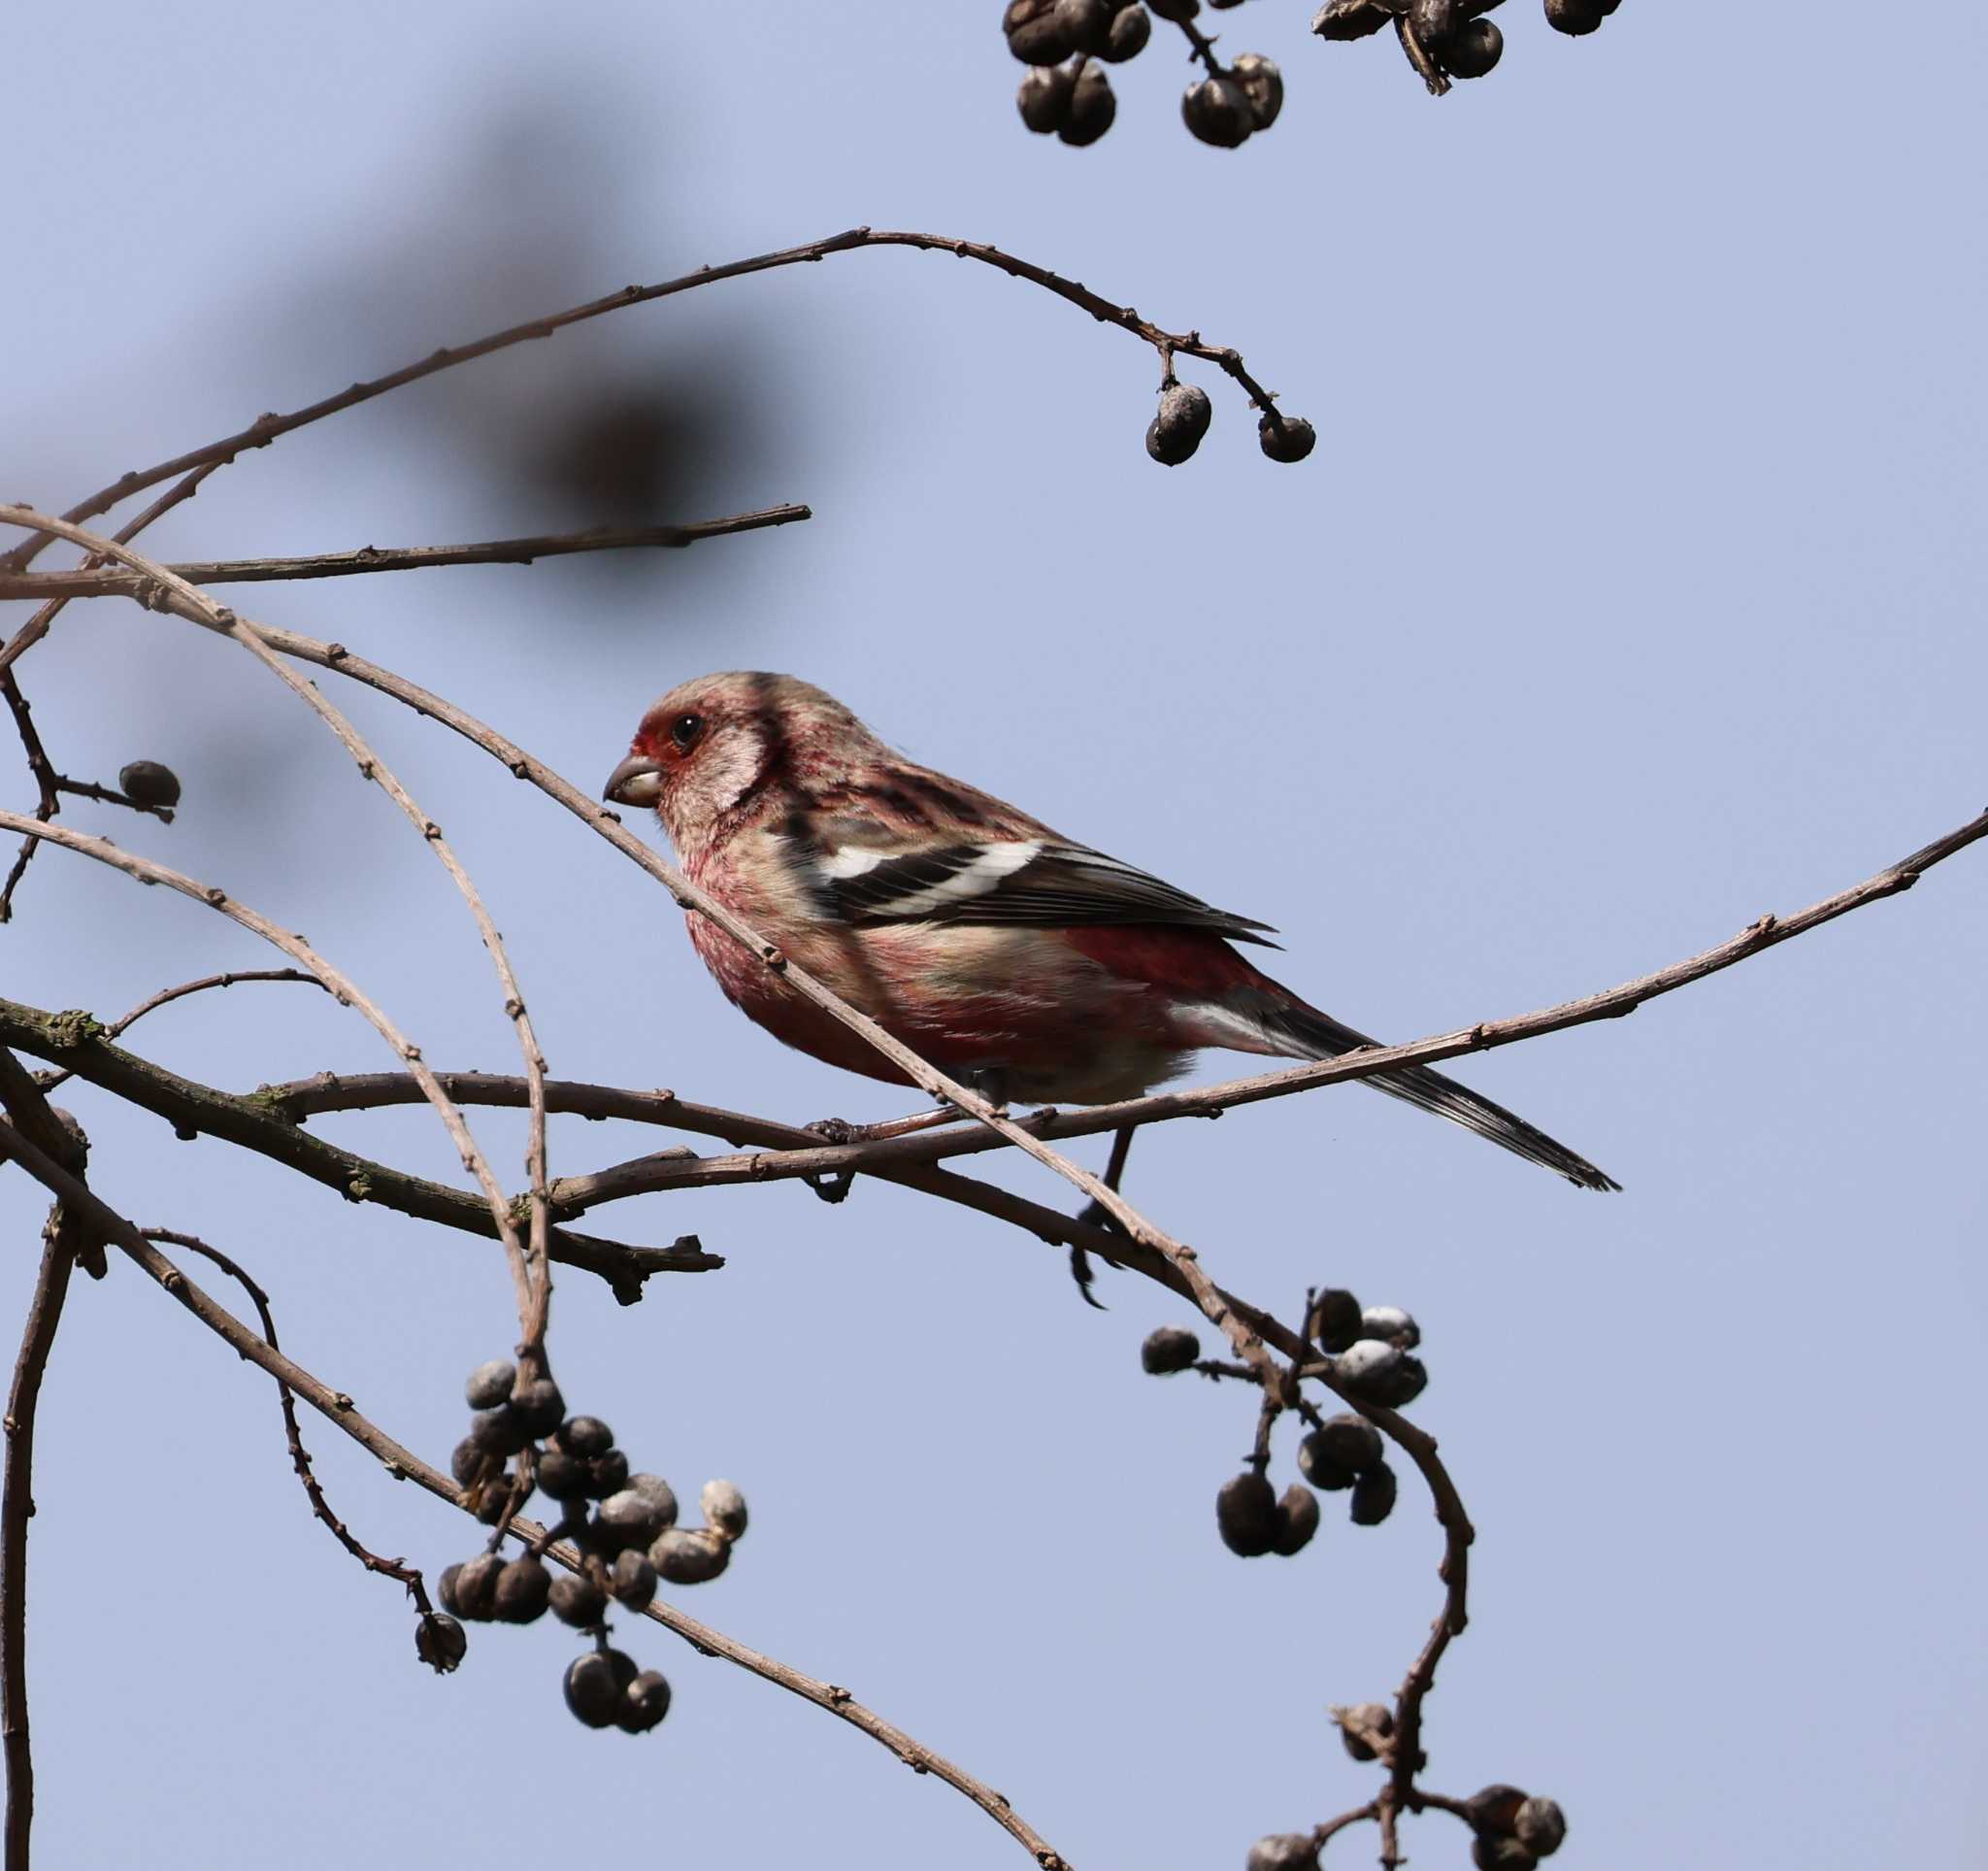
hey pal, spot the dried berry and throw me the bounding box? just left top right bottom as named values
left=1514, top=1798, right=1566, bottom=1856
left=1231, top=52, right=1283, bottom=128
left=537, top=1446, right=590, bottom=1500
left=1141, top=1325, right=1202, bottom=1374
left=556, top=1416, right=614, bottom=1459
left=1059, top=63, right=1116, bottom=146
left=1005, top=0, right=1076, bottom=63
left=474, top=1471, right=521, bottom=1524
left=626, top=1473, right=679, bottom=1527
left=1146, top=382, right=1213, bottom=465
left=492, top=1555, right=551, bottom=1623
left=1246, top=1835, right=1320, bottom=1871
left=1147, top=0, right=1199, bottom=18
left=1360, top=1305, right=1420, bottom=1349
left=1297, top=1413, right=1382, bottom=1489
left=616, top=1668, right=673, bottom=1734
left=1375, top=1353, right=1428, bottom=1408
left=1258, top=414, right=1316, bottom=463
left=1349, top=1460, right=1398, bottom=1526
left=1181, top=75, right=1255, bottom=148
left=469, top=1407, right=529, bottom=1458
left=449, top=1552, right=504, bottom=1620
left=414, top=1611, right=468, bottom=1673
left=1311, top=0, right=1390, bottom=39
left=549, top=1570, right=609, bottom=1626
left=651, top=1527, right=732, bottom=1585
left=1544, top=0, right=1604, bottom=33
left=611, top=1551, right=658, bottom=1612
left=1017, top=64, right=1076, bottom=132
left=464, top=1359, right=516, bottom=1412
left=1308, top=1288, right=1363, bottom=1353
left=1441, top=17, right=1503, bottom=75
left=564, top=1648, right=638, bottom=1728
left=597, top=1487, right=670, bottom=1551
left=510, top=1376, right=565, bottom=1437
left=1271, top=1483, right=1320, bottom=1555
left=1472, top=1840, right=1538, bottom=1871
left=588, top=1450, right=631, bottom=1498
left=1334, top=1338, right=1404, bottom=1401
left=1408, top=0, right=1459, bottom=46
left=1055, top=0, right=1114, bottom=53
left=1464, top=1785, right=1529, bottom=1837
left=1101, top=3, right=1150, bottom=59
left=449, top=1438, right=487, bottom=1487
left=1216, top=1471, right=1278, bottom=1557
left=117, top=760, right=182, bottom=811
left=701, top=1480, right=749, bottom=1543
left=1338, top=1701, right=1395, bottom=1761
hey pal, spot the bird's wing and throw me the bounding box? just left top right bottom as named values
left=808, top=835, right=1279, bottom=945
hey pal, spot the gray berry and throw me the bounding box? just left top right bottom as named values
left=1017, top=64, right=1076, bottom=133
left=1101, top=3, right=1150, bottom=59
left=1349, top=1460, right=1398, bottom=1526
left=1309, top=1288, right=1363, bottom=1353
left=117, top=760, right=182, bottom=811
left=549, top=1570, right=609, bottom=1627
left=469, top=1407, right=528, bottom=1457
left=598, top=1487, right=670, bottom=1550
left=414, top=1612, right=467, bottom=1673
left=556, top=1416, right=614, bottom=1459
left=492, top=1556, right=551, bottom=1623
left=1258, top=414, right=1317, bottom=462
left=1271, top=1483, right=1320, bottom=1555
left=1216, top=1471, right=1278, bottom=1557
left=611, top=1551, right=658, bottom=1612
left=1514, top=1797, right=1567, bottom=1856
left=651, top=1527, right=731, bottom=1586
left=1146, top=382, right=1213, bottom=465
left=1231, top=52, right=1283, bottom=128
left=450, top=1552, right=504, bottom=1620
left=701, top=1480, right=749, bottom=1543
left=1297, top=1413, right=1382, bottom=1488
left=616, top=1668, right=673, bottom=1733
left=464, top=1359, right=516, bottom=1411
left=510, top=1376, right=565, bottom=1437
left=1246, top=1835, right=1320, bottom=1871
left=1464, top=1785, right=1528, bottom=1837
left=1181, top=75, right=1254, bottom=148
left=627, top=1473, right=679, bottom=1529
left=564, top=1648, right=637, bottom=1728
left=1059, top=62, right=1116, bottom=145
left=1334, top=1339, right=1404, bottom=1401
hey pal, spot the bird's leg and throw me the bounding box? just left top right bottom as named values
left=1068, top=1123, right=1139, bottom=1310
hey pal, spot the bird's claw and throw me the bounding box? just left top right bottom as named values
left=1068, top=1243, right=1108, bottom=1310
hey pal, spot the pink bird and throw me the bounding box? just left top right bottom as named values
left=606, top=672, right=1617, bottom=1193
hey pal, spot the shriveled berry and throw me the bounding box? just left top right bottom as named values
left=1146, top=382, right=1213, bottom=466
left=701, top=1480, right=749, bottom=1543
left=1246, top=1835, right=1320, bottom=1871
left=474, top=1471, right=521, bottom=1524
left=1142, top=1325, right=1201, bottom=1374
left=1181, top=75, right=1254, bottom=148
left=1473, top=1830, right=1528, bottom=1866
left=1271, top=1483, right=1320, bottom=1555
left=1216, top=1471, right=1278, bottom=1557
left=1545, top=0, right=1604, bottom=33
left=557, top=1416, right=614, bottom=1459
left=1060, top=63, right=1116, bottom=145
left=469, top=1407, right=528, bottom=1457
left=414, top=1611, right=467, bottom=1673
left=1349, top=1460, right=1398, bottom=1526
left=1408, top=0, right=1458, bottom=46
left=449, top=1438, right=487, bottom=1487
left=1334, top=1339, right=1404, bottom=1401
left=464, top=1359, right=516, bottom=1411
left=1231, top=52, right=1283, bottom=128
left=1338, top=1701, right=1395, bottom=1761
left=537, top=1446, right=589, bottom=1500
left=1017, top=64, right=1075, bottom=132
left=1464, top=1785, right=1528, bottom=1837
left=1147, top=0, right=1199, bottom=17
left=1311, top=0, right=1390, bottom=39
left=597, top=1487, right=669, bottom=1551
left=616, top=1668, right=673, bottom=1734
left=117, top=760, right=182, bottom=811
left=1005, top=0, right=1075, bottom=63
left=492, top=1556, right=551, bottom=1623
left=1303, top=1413, right=1384, bottom=1487
left=450, top=1552, right=504, bottom=1620
left=588, top=1450, right=631, bottom=1497
left=611, top=1551, right=658, bottom=1613
left=1309, top=1288, right=1363, bottom=1353
left=1258, top=414, right=1316, bottom=463
left=651, top=1527, right=731, bottom=1585
left=510, top=1377, right=565, bottom=1437
left=1514, top=1798, right=1566, bottom=1856
left=627, top=1473, right=679, bottom=1529
left=437, top=1563, right=466, bottom=1616
left=564, top=1648, right=637, bottom=1728
left=1360, top=1305, right=1420, bottom=1349
left=1054, top=0, right=1113, bottom=54
left=1375, top=1353, right=1428, bottom=1409
left=549, top=1570, right=610, bottom=1627
left=1101, top=3, right=1150, bottom=59
left=1441, top=17, right=1502, bottom=75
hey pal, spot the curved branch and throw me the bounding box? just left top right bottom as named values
left=36, top=969, right=325, bottom=1093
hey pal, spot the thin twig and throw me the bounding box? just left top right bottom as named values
left=0, top=507, right=812, bottom=602
left=36, top=969, right=325, bottom=1092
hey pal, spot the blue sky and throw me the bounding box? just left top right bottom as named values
left=4, top=3, right=1984, bottom=1866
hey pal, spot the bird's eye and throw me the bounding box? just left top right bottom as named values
left=669, top=713, right=705, bottom=752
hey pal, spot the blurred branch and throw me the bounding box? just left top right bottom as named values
left=0, top=996, right=715, bottom=1297
left=0, top=507, right=812, bottom=602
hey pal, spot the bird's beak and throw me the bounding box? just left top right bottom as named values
left=603, top=753, right=665, bottom=809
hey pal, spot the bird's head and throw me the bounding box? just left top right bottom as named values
left=604, top=671, right=873, bottom=852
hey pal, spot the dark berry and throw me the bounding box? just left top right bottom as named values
left=701, top=1480, right=748, bottom=1543
left=1141, top=1325, right=1201, bottom=1374
left=549, top=1570, right=610, bottom=1628
left=1258, top=414, right=1316, bottom=463
left=627, top=1473, right=679, bottom=1529
left=1017, top=64, right=1075, bottom=132
left=597, top=1487, right=669, bottom=1551
left=651, top=1528, right=730, bottom=1585
left=1360, top=1305, right=1420, bottom=1349
left=611, top=1551, right=658, bottom=1613
left=1338, top=1701, right=1394, bottom=1761
left=1334, top=1339, right=1404, bottom=1402
left=474, top=1471, right=521, bottom=1524
left=510, top=1376, right=565, bottom=1437
left=1146, top=381, right=1213, bottom=466
left=1464, top=1786, right=1528, bottom=1838
left=464, top=1358, right=515, bottom=1411
left=1271, top=1483, right=1320, bottom=1555
left=1246, top=1835, right=1320, bottom=1871
left=537, top=1446, right=590, bottom=1500
left=588, top=1450, right=630, bottom=1498
left=1054, top=0, right=1113, bottom=53
left=492, top=1556, right=551, bottom=1623
left=469, top=1407, right=528, bottom=1458
left=564, top=1648, right=637, bottom=1728
left=1408, top=0, right=1458, bottom=45
left=1005, top=0, right=1076, bottom=63
left=556, top=1416, right=614, bottom=1459
left=1514, top=1798, right=1566, bottom=1855
left=1298, top=1413, right=1384, bottom=1490
left=1101, top=3, right=1150, bottom=59
left=117, top=760, right=182, bottom=811
left=1231, top=52, right=1283, bottom=128
left=1441, top=17, right=1503, bottom=75
left=449, top=1438, right=487, bottom=1487
left=1309, top=1288, right=1363, bottom=1353
left=616, top=1668, right=673, bottom=1733
left=1181, top=75, right=1254, bottom=148
left=1348, top=1461, right=1398, bottom=1526
left=415, top=1612, right=467, bottom=1673
left=1059, top=63, right=1116, bottom=145
left=1545, top=0, right=1604, bottom=32
left=1473, top=1841, right=1538, bottom=1871
left=1216, top=1472, right=1278, bottom=1557
left=450, top=1552, right=504, bottom=1620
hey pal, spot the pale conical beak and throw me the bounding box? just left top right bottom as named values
left=603, top=754, right=665, bottom=808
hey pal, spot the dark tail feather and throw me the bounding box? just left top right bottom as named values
left=1257, top=996, right=1621, bottom=1192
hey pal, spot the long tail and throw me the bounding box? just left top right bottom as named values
left=1248, top=991, right=1621, bottom=1192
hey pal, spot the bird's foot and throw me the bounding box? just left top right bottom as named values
left=1067, top=1242, right=1108, bottom=1311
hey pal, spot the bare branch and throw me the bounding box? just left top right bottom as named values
left=0, top=507, right=812, bottom=602
left=36, top=969, right=326, bottom=1092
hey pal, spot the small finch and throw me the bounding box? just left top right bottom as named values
left=606, top=673, right=1617, bottom=1191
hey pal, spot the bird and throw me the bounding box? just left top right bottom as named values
left=604, top=671, right=1618, bottom=1193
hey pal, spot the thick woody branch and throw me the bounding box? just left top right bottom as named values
left=0, top=1126, right=1072, bottom=1871
left=0, top=998, right=714, bottom=1296
left=0, top=507, right=811, bottom=602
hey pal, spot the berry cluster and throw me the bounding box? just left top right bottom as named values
left=1457, top=1785, right=1569, bottom=1868
left=436, top=1356, right=749, bottom=1734
left=1316, top=0, right=1627, bottom=90
left=1147, top=376, right=1316, bottom=467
